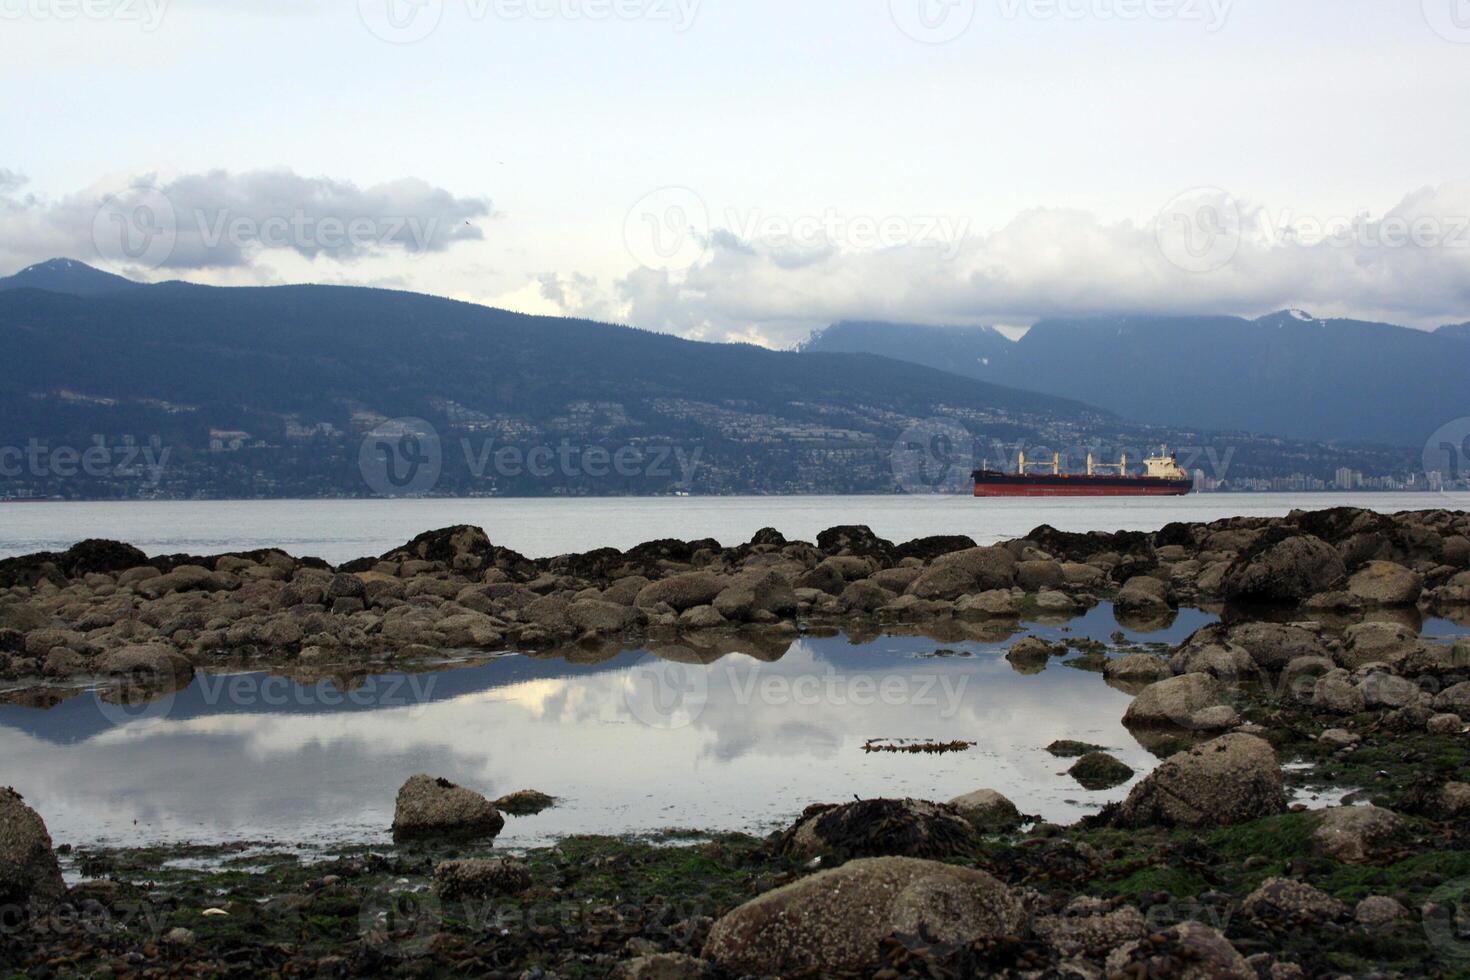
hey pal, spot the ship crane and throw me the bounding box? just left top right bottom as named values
left=1015, top=450, right=1065, bottom=476
left=1086, top=452, right=1129, bottom=477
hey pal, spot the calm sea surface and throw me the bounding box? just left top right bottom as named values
left=1, top=607, right=1223, bottom=851
left=3, top=492, right=1467, bottom=564
left=2, top=493, right=1463, bottom=855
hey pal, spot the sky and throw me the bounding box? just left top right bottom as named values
left=3, top=0, right=1470, bottom=346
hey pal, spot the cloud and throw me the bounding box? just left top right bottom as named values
left=612, top=183, right=1470, bottom=345
left=0, top=167, right=491, bottom=274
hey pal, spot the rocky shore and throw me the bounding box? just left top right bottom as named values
left=3, top=506, right=1470, bottom=977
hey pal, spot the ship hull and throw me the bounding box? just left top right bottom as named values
left=972, top=472, right=1192, bottom=497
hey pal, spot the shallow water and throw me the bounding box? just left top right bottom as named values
left=3, top=492, right=1466, bottom=564
left=0, top=606, right=1213, bottom=852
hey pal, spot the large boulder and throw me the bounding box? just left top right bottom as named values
left=392, top=775, right=504, bottom=839
left=702, top=856, right=1024, bottom=976
left=1122, top=673, right=1221, bottom=728
left=1034, top=898, right=1150, bottom=960
left=1115, top=575, right=1174, bottom=613
left=432, top=858, right=531, bottom=899
left=947, top=789, right=1024, bottom=833
left=712, top=570, right=797, bottom=622
left=135, top=565, right=227, bottom=600
left=1228, top=622, right=1329, bottom=671
left=906, top=547, right=1017, bottom=601
left=567, top=599, right=638, bottom=634
left=1104, top=653, right=1172, bottom=684
left=1347, top=561, right=1423, bottom=606
left=1222, top=534, right=1347, bottom=604
left=1338, top=621, right=1419, bottom=670
left=1113, top=734, right=1286, bottom=828
left=1242, top=877, right=1348, bottom=925
left=777, top=798, right=975, bottom=862
left=1312, top=805, right=1402, bottom=864
left=635, top=573, right=729, bottom=612
left=0, top=788, right=65, bottom=906
left=93, top=643, right=194, bottom=683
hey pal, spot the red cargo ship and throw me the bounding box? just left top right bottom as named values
left=973, top=449, right=1192, bottom=497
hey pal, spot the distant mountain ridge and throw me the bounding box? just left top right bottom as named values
left=804, top=312, right=1470, bottom=447
left=0, top=258, right=145, bottom=296
left=0, top=260, right=1118, bottom=497
left=0, top=260, right=1419, bottom=497
left=1439, top=322, right=1470, bottom=341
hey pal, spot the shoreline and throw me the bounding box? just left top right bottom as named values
left=3, top=505, right=1470, bottom=976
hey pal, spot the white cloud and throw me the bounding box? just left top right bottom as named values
left=0, top=168, right=491, bottom=275
left=610, top=183, right=1470, bottom=346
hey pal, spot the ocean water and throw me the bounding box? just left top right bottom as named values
left=0, top=608, right=1214, bottom=851
left=2, top=492, right=1466, bottom=565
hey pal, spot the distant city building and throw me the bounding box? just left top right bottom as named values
left=209, top=429, right=251, bottom=453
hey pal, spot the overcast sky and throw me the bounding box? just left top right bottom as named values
left=4, top=0, right=1470, bottom=345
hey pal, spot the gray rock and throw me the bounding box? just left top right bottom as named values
left=1319, top=728, right=1360, bottom=749
left=1017, top=559, right=1066, bottom=592
left=1434, top=682, right=1470, bottom=716
left=955, top=590, right=1019, bottom=619
left=432, top=858, right=531, bottom=899
left=392, top=774, right=504, bottom=839
left=0, top=787, right=65, bottom=905
left=678, top=605, right=728, bottom=629
left=778, top=798, right=975, bottom=862
left=713, top=570, right=796, bottom=622
left=1113, top=734, right=1286, bottom=828
left=1313, top=670, right=1367, bottom=714
left=1122, top=673, right=1221, bottom=728
left=1115, top=575, right=1174, bottom=612
left=1355, top=895, right=1408, bottom=926
left=1222, top=535, right=1347, bottom=604
left=1229, top=622, right=1329, bottom=671
left=947, top=789, right=1024, bottom=832
left=1105, top=921, right=1253, bottom=979
left=1035, top=900, right=1149, bottom=960
left=1338, top=622, right=1418, bottom=670
left=1347, top=561, right=1423, bottom=605
left=567, top=599, right=638, bottom=634
left=838, top=580, right=895, bottom=613
left=1104, top=653, right=1172, bottom=683
left=702, top=856, right=1024, bottom=976
left=1358, top=672, right=1423, bottom=710
left=907, top=547, right=1017, bottom=601
left=1006, top=636, right=1058, bottom=667
left=1428, top=713, right=1465, bottom=735
left=1242, top=877, right=1348, bottom=924
left=636, top=573, right=729, bottom=612
left=1312, top=805, right=1402, bottom=864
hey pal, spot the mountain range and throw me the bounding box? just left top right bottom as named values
left=0, top=259, right=1421, bottom=498
left=801, top=312, right=1470, bottom=447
